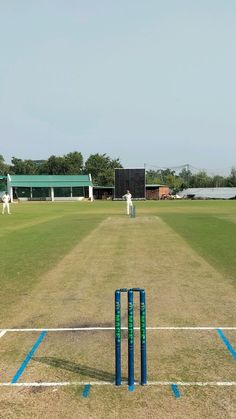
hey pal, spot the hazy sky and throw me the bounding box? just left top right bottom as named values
left=0, top=1, right=235, bottom=174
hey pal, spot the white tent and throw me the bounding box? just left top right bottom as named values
left=179, top=188, right=236, bottom=199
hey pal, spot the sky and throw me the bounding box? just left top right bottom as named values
left=0, top=0, right=235, bottom=175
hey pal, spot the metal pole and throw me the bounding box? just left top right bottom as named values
left=128, top=289, right=134, bottom=388
left=140, top=289, right=147, bottom=385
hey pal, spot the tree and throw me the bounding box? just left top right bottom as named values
left=178, top=167, right=193, bottom=189
left=165, top=174, right=183, bottom=193
left=226, top=167, right=236, bottom=187
left=85, top=153, right=123, bottom=185
left=65, top=152, right=83, bottom=174
left=146, top=170, right=162, bottom=184
left=40, top=155, right=67, bottom=175
left=10, top=157, right=39, bottom=175
left=190, top=171, right=212, bottom=188
left=212, top=175, right=226, bottom=187
left=39, top=152, right=83, bottom=175
left=0, top=155, right=9, bottom=175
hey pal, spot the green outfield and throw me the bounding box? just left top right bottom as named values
left=0, top=200, right=236, bottom=419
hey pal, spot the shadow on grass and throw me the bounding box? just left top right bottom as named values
left=32, top=356, right=127, bottom=382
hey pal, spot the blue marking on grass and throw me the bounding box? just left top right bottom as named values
left=217, top=329, right=236, bottom=360
left=11, top=331, right=46, bottom=383
left=128, top=384, right=135, bottom=392
left=171, top=384, right=181, bottom=398
left=82, top=384, right=91, bottom=398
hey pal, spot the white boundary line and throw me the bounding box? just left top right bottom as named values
left=0, top=381, right=235, bottom=387
left=0, top=330, right=6, bottom=338
left=1, top=327, right=236, bottom=332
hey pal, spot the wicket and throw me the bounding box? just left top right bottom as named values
left=130, top=205, right=136, bottom=218
left=115, top=288, right=147, bottom=388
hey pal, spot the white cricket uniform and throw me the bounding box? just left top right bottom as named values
left=123, top=193, right=133, bottom=215
left=2, top=193, right=11, bottom=214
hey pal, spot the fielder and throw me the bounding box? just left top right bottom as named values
left=122, top=190, right=133, bottom=215
left=2, top=192, right=11, bottom=215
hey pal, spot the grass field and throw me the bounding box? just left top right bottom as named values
left=0, top=200, right=236, bottom=418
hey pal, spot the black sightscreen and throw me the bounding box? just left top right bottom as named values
left=114, top=168, right=146, bottom=199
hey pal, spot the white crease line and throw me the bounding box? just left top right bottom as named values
left=0, top=330, right=6, bottom=338
left=0, top=382, right=111, bottom=387
left=0, top=381, right=236, bottom=387
left=1, top=327, right=236, bottom=332
left=148, top=327, right=236, bottom=330
left=149, top=381, right=236, bottom=386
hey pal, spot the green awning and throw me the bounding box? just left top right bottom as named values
left=8, top=175, right=93, bottom=188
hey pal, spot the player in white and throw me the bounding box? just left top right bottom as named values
left=122, top=190, right=133, bottom=215
left=2, top=192, right=11, bottom=215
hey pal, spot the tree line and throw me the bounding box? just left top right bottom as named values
left=1, top=153, right=236, bottom=189
left=146, top=167, right=236, bottom=192
left=0, top=152, right=122, bottom=186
